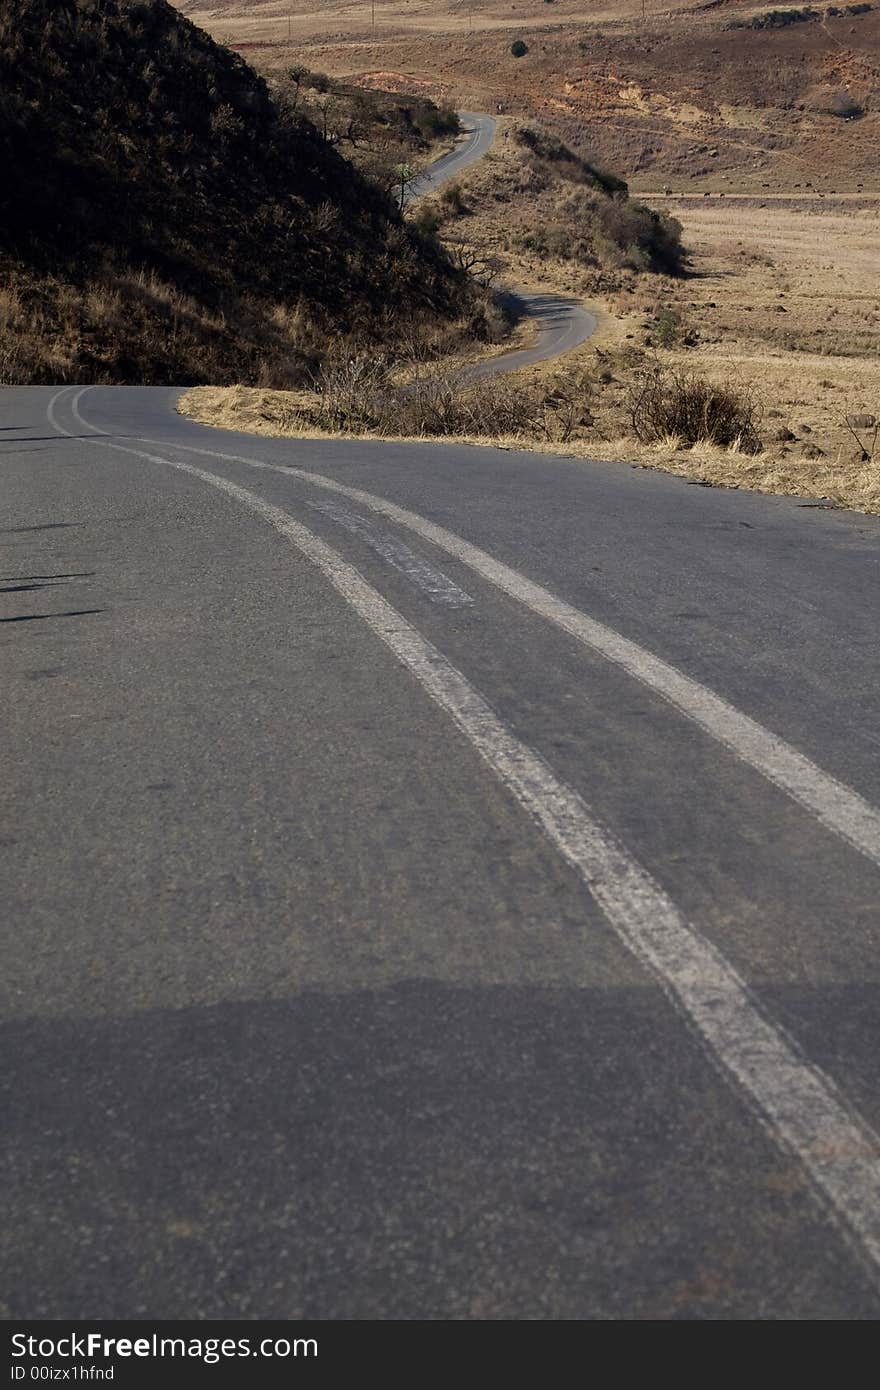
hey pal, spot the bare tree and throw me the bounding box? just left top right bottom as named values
left=447, top=237, right=504, bottom=288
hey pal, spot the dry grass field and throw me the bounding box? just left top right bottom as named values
left=610, top=193, right=880, bottom=476
left=181, top=0, right=880, bottom=194
left=176, top=0, right=879, bottom=512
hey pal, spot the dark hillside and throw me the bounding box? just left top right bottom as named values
left=0, top=0, right=478, bottom=383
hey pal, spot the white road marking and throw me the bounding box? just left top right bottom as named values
left=308, top=499, right=473, bottom=607
left=73, top=406, right=880, bottom=876
left=47, top=387, right=880, bottom=1284
left=45, top=385, right=77, bottom=437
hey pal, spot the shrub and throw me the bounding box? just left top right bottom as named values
left=654, top=307, right=681, bottom=347
left=382, top=374, right=542, bottom=437
left=627, top=368, right=761, bottom=450
left=415, top=106, right=461, bottom=140
left=304, top=71, right=332, bottom=93
left=307, top=362, right=545, bottom=437
left=440, top=182, right=467, bottom=216
left=413, top=205, right=442, bottom=235
left=312, top=355, right=393, bottom=429
left=618, top=203, right=684, bottom=274
left=511, top=40, right=529, bottom=57
left=733, top=6, right=820, bottom=26
left=829, top=91, right=864, bottom=118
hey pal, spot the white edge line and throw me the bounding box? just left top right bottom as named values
left=48, top=386, right=880, bottom=1287
left=77, top=401, right=880, bottom=875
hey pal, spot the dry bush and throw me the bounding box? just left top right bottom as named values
left=829, top=91, right=865, bottom=119
left=627, top=367, right=762, bottom=451
left=439, top=183, right=467, bottom=217
left=301, top=358, right=596, bottom=442
left=381, top=374, right=543, bottom=437
left=308, top=362, right=542, bottom=437
left=312, top=355, right=393, bottom=429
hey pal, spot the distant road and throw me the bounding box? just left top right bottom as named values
left=3, top=380, right=880, bottom=1318
left=469, top=290, right=597, bottom=377
left=410, top=112, right=598, bottom=372
left=405, top=111, right=497, bottom=201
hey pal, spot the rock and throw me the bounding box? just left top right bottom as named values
left=774, top=427, right=797, bottom=442
left=847, top=413, right=876, bottom=429
left=802, top=443, right=825, bottom=459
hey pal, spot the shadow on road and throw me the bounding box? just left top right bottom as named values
left=3, top=980, right=872, bottom=1319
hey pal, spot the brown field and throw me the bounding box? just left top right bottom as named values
left=181, top=0, right=880, bottom=192
left=175, top=1, right=880, bottom=512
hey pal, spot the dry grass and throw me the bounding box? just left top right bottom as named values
left=173, top=2, right=880, bottom=516
left=179, top=365, right=880, bottom=516
left=186, top=2, right=880, bottom=196
left=608, top=438, right=880, bottom=515
left=180, top=1, right=688, bottom=45
left=605, top=194, right=880, bottom=467
left=643, top=196, right=880, bottom=358
left=1, top=0, right=487, bottom=386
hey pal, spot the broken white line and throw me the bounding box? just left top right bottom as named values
left=308, top=499, right=473, bottom=607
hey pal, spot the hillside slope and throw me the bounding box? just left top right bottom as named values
left=0, top=0, right=477, bottom=384
left=206, top=1, right=880, bottom=194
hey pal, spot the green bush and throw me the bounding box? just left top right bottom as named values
left=654, top=308, right=680, bottom=347
left=511, top=40, right=529, bottom=57
left=414, top=105, right=461, bottom=140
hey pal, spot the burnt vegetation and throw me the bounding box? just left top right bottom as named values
left=0, top=0, right=483, bottom=384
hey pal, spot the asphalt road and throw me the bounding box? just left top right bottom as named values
left=2, top=382, right=880, bottom=1319
left=410, top=112, right=598, bottom=373
left=405, top=111, right=497, bottom=202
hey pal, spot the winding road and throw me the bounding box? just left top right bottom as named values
left=406, top=110, right=498, bottom=201
left=412, top=112, right=598, bottom=373
left=2, top=119, right=880, bottom=1321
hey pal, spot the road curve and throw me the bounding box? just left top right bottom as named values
left=3, top=381, right=880, bottom=1319
left=469, top=291, right=598, bottom=378
left=405, top=110, right=497, bottom=201
left=411, top=112, right=598, bottom=373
